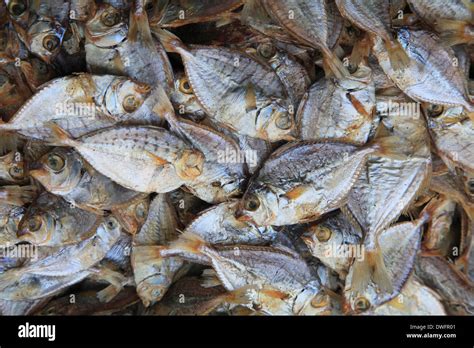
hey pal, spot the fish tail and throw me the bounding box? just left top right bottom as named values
left=437, top=20, right=473, bottom=46
left=386, top=40, right=410, bottom=71
left=369, top=136, right=407, bottom=160
left=153, top=28, right=187, bottom=55
left=132, top=246, right=164, bottom=264
left=0, top=185, right=37, bottom=206
left=129, top=1, right=155, bottom=49
left=351, top=248, right=393, bottom=294
left=350, top=34, right=371, bottom=68
left=46, top=122, right=77, bottom=147
left=167, top=231, right=208, bottom=256
left=322, top=49, right=350, bottom=79
left=220, top=285, right=255, bottom=305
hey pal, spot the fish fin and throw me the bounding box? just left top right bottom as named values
left=386, top=40, right=410, bottom=71
left=259, top=287, right=290, bottom=300
left=0, top=185, right=37, bottom=206
left=132, top=246, right=165, bottom=264
left=346, top=93, right=372, bottom=120
left=351, top=247, right=393, bottom=294
left=437, top=20, right=473, bottom=46
left=144, top=151, right=169, bottom=166
left=245, top=84, right=257, bottom=112
left=153, top=28, right=186, bottom=54
left=221, top=285, right=255, bottom=305
left=369, top=136, right=407, bottom=160
left=129, top=2, right=155, bottom=49
left=46, top=122, right=77, bottom=147
left=152, top=85, right=176, bottom=119
left=322, top=49, right=350, bottom=79
left=284, top=185, right=309, bottom=200
left=168, top=231, right=208, bottom=255
left=350, top=35, right=371, bottom=68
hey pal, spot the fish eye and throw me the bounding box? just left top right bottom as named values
left=244, top=194, right=260, bottom=211
left=8, top=165, right=24, bottom=179
left=27, top=215, right=43, bottom=232
left=315, top=226, right=332, bottom=242
left=467, top=180, right=474, bottom=194
left=310, top=292, right=329, bottom=308
left=123, top=94, right=141, bottom=112
left=46, top=154, right=65, bottom=172
left=257, top=43, right=276, bottom=59
left=7, top=0, right=27, bottom=16
left=135, top=202, right=147, bottom=219
left=101, top=9, right=121, bottom=27
left=348, top=63, right=358, bottom=74
left=275, top=113, right=292, bottom=130
left=105, top=217, right=119, bottom=229
left=427, top=104, right=444, bottom=118
left=211, top=181, right=221, bottom=188
left=42, top=35, right=60, bottom=52
left=354, top=296, right=370, bottom=312
left=179, top=78, right=193, bottom=94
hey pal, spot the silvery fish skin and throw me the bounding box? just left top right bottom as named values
left=170, top=71, right=207, bottom=121
left=156, top=30, right=296, bottom=142
left=22, top=16, right=65, bottom=64
left=0, top=205, right=24, bottom=245
left=49, top=125, right=205, bottom=194
left=161, top=234, right=328, bottom=315
left=344, top=218, right=424, bottom=313
left=0, top=217, right=121, bottom=301
left=297, top=65, right=376, bottom=144
left=132, top=194, right=185, bottom=306
left=422, top=195, right=458, bottom=257
left=425, top=105, right=474, bottom=175
left=16, top=192, right=101, bottom=247
left=335, top=0, right=410, bottom=71
left=184, top=200, right=277, bottom=245
left=407, top=0, right=473, bottom=23
left=0, top=74, right=159, bottom=140
left=365, top=277, right=446, bottom=315
left=415, top=255, right=474, bottom=315
left=302, top=211, right=362, bottom=278
left=372, top=29, right=473, bottom=113
left=153, top=0, right=243, bottom=28
left=85, top=3, right=174, bottom=92
left=30, top=147, right=145, bottom=212
left=261, top=0, right=347, bottom=79
left=245, top=39, right=311, bottom=107
left=0, top=298, right=48, bottom=315
left=239, top=140, right=382, bottom=226
left=164, top=106, right=246, bottom=203
left=0, top=150, right=25, bottom=183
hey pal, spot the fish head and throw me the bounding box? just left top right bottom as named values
left=85, top=3, right=127, bottom=48
left=5, top=0, right=29, bottom=23
left=301, top=222, right=340, bottom=257
left=27, top=18, right=65, bottom=63
left=255, top=100, right=296, bottom=142
left=237, top=184, right=278, bottom=226
left=104, top=78, right=152, bottom=118
left=30, top=148, right=82, bottom=193
left=26, top=57, right=57, bottom=88
left=0, top=151, right=26, bottom=183
left=294, top=286, right=333, bottom=315
left=175, top=148, right=205, bottom=181
left=112, top=197, right=150, bottom=234
left=17, top=207, right=55, bottom=245
left=137, top=279, right=169, bottom=307
left=170, top=73, right=206, bottom=121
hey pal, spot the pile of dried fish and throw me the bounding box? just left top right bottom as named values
left=0, top=0, right=473, bottom=316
